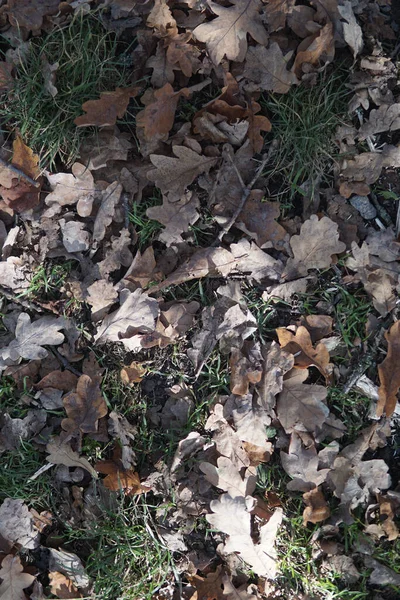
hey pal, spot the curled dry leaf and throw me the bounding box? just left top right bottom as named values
left=294, top=23, right=335, bottom=78
left=377, top=321, right=400, bottom=418
left=74, top=86, right=139, bottom=127
left=46, top=436, right=98, bottom=478
left=303, top=487, right=330, bottom=526
left=0, top=555, right=35, bottom=600
left=120, top=361, right=147, bottom=385
left=193, top=0, right=268, bottom=65
left=277, top=326, right=331, bottom=380
left=62, top=374, right=108, bottom=435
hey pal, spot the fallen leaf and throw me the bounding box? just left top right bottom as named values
left=338, top=1, right=363, bottom=58
left=120, top=361, right=147, bottom=385
left=86, top=280, right=118, bottom=322
left=0, top=554, right=35, bottom=600
left=136, top=83, right=190, bottom=152
left=41, top=54, right=58, bottom=97
left=364, top=557, right=400, bottom=586
left=62, top=374, right=108, bottom=435
left=74, top=86, right=139, bottom=127
left=377, top=321, right=400, bottom=417
left=48, top=571, right=82, bottom=599
left=60, top=220, right=90, bottom=253
left=206, top=494, right=282, bottom=578
left=294, top=23, right=335, bottom=78
left=230, top=238, right=283, bottom=284
left=4, top=0, right=59, bottom=31
left=146, top=146, right=218, bottom=203
left=147, top=0, right=177, bottom=36
left=276, top=326, right=332, bottom=380
left=377, top=494, right=399, bottom=541
left=284, top=215, right=346, bottom=278
left=95, top=448, right=147, bottom=497
left=193, top=0, right=268, bottom=64
left=303, top=487, right=330, bottom=526
left=45, top=162, right=95, bottom=217
left=0, top=499, right=39, bottom=549
left=48, top=549, right=89, bottom=589
left=243, top=43, right=299, bottom=93
left=230, top=346, right=262, bottom=396
left=358, top=103, right=400, bottom=139
left=122, top=246, right=160, bottom=290
left=46, top=437, right=98, bottom=478
left=146, top=190, right=200, bottom=246
left=0, top=135, right=42, bottom=212
left=200, top=456, right=256, bottom=497
left=276, top=369, right=329, bottom=435
left=0, top=410, right=47, bottom=453
left=281, top=432, right=330, bottom=492
left=94, top=289, right=159, bottom=345
left=92, top=182, right=122, bottom=243
left=236, top=191, right=288, bottom=250
left=265, top=0, right=295, bottom=31
left=1, top=313, right=64, bottom=361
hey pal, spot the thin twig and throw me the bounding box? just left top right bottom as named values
left=213, top=139, right=279, bottom=246
left=50, top=347, right=82, bottom=376
left=0, top=156, right=41, bottom=188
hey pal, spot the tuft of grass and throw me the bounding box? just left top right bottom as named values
left=328, top=388, right=371, bottom=443
left=17, top=260, right=74, bottom=302
left=261, top=71, right=350, bottom=201
left=65, top=495, right=174, bottom=600
left=129, top=193, right=163, bottom=249
left=0, top=11, right=131, bottom=167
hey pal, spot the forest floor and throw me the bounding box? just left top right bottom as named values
left=0, top=1, right=400, bottom=600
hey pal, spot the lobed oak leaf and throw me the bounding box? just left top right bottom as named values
left=2, top=313, right=64, bottom=361
left=358, top=103, right=400, bottom=140
left=284, top=214, right=346, bottom=278
left=48, top=549, right=89, bottom=589
left=146, top=190, right=200, bottom=246
left=92, top=182, right=123, bottom=243
left=62, top=374, right=108, bottom=435
left=280, top=432, right=330, bottom=492
left=45, top=162, right=95, bottom=217
left=94, top=289, right=159, bottom=345
left=136, top=84, right=190, bottom=152
left=0, top=555, right=35, bottom=600
left=377, top=321, right=400, bottom=418
left=276, top=326, right=331, bottom=380
left=95, top=447, right=148, bottom=497
left=46, top=436, right=98, bottom=478
left=338, top=1, right=363, bottom=58
left=230, top=347, right=262, bottom=396
left=48, top=571, right=82, bottom=599
left=146, top=42, right=175, bottom=88
left=200, top=456, right=256, bottom=497
left=243, top=43, right=299, bottom=94
left=0, top=135, right=42, bottom=213
left=0, top=499, right=39, bottom=550
left=122, top=246, right=160, bottom=290
left=237, top=191, right=287, bottom=250
left=189, top=567, right=258, bottom=600
left=147, top=146, right=218, bottom=203
left=74, top=87, right=139, bottom=127
left=193, top=0, right=268, bottom=65
left=120, top=361, right=147, bottom=385
left=165, top=32, right=202, bottom=78
left=265, top=0, right=295, bottom=32
left=147, top=0, right=178, bottom=36
left=86, top=279, right=118, bottom=323
left=230, top=238, right=283, bottom=284
left=294, top=23, right=335, bottom=78
left=4, top=0, right=59, bottom=31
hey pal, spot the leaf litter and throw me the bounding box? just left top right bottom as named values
left=0, top=1, right=399, bottom=600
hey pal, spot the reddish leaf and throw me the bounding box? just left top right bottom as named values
left=377, top=321, right=400, bottom=417
left=62, top=374, right=108, bottom=434
left=74, top=87, right=140, bottom=127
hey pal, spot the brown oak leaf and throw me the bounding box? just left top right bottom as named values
left=62, top=374, right=108, bottom=434
left=377, top=321, right=400, bottom=418
left=303, top=487, right=330, bottom=526
left=74, top=87, right=139, bottom=127
left=294, top=23, right=335, bottom=78
left=243, top=42, right=299, bottom=94
left=193, top=0, right=268, bottom=64
left=277, top=326, right=331, bottom=380
left=0, top=554, right=35, bottom=600
left=0, top=135, right=42, bottom=212
left=146, top=190, right=200, bottom=246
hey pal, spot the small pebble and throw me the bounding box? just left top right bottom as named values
left=349, top=195, right=377, bottom=219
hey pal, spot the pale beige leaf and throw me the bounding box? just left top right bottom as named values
left=280, top=432, right=330, bottom=492
left=243, top=43, right=299, bottom=93
left=277, top=377, right=329, bottom=435
left=3, top=313, right=64, bottom=361
left=147, top=146, right=218, bottom=203
left=45, top=163, right=94, bottom=217
left=0, top=555, right=35, bottom=600
left=86, top=279, right=118, bottom=322
left=46, top=437, right=98, bottom=478
left=94, top=289, right=159, bottom=344
left=358, top=103, right=400, bottom=140
left=0, top=499, right=39, bottom=549
left=338, top=1, right=363, bottom=58
left=92, top=182, right=122, bottom=243
left=200, top=456, right=256, bottom=497
left=146, top=190, right=200, bottom=246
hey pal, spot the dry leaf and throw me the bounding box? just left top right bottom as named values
left=45, top=163, right=94, bottom=217
left=136, top=83, right=190, bottom=151
left=284, top=215, right=346, bottom=278
left=48, top=549, right=89, bottom=589
left=237, top=191, right=288, bottom=250
left=147, top=146, right=218, bottom=203
left=48, top=571, right=82, bottom=599
left=94, top=289, right=159, bottom=345
left=243, top=43, right=299, bottom=93
left=4, top=0, right=59, bottom=30
left=200, top=456, right=256, bottom=497
left=120, top=361, right=147, bottom=385
left=377, top=494, right=399, bottom=541
left=0, top=555, right=35, bottom=600
left=276, top=326, right=331, bottom=380
left=86, top=280, right=118, bottom=322
left=230, top=346, right=262, bottom=396
left=230, top=238, right=283, bottom=284
left=281, top=432, right=330, bottom=492
left=303, top=487, right=330, bottom=526
left=60, top=220, right=90, bottom=253
left=377, top=321, right=400, bottom=417
left=193, top=0, right=268, bottom=64
left=1, top=313, right=64, bottom=361
left=358, top=103, right=400, bottom=139
left=95, top=448, right=147, bottom=497
left=294, top=23, right=335, bottom=77
left=277, top=369, right=329, bottom=435
left=92, top=182, right=122, bottom=243
left=0, top=499, right=39, bottom=550
left=338, top=1, right=363, bottom=58
left=146, top=190, right=200, bottom=246
left=0, top=135, right=42, bottom=212
left=122, top=246, right=159, bottom=290
left=74, top=87, right=139, bottom=127
left=62, top=374, right=108, bottom=435
left=46, top=437, right=98, bottom=478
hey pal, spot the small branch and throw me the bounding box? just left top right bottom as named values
left=213, top=139, right=279, bottom=246
left=0, top=156, right=41, bottom=188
